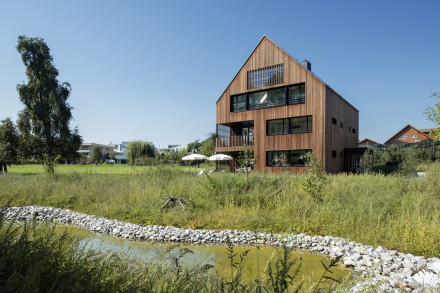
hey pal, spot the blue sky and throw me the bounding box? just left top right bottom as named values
left=1, top=0, right=439, bottom=147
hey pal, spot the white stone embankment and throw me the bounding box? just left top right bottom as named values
left=1, top=206, right=439, bottom=292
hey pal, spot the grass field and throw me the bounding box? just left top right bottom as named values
left=8, top=163, right=220, bottom=175
left=2, top=163, right=440, bottom=258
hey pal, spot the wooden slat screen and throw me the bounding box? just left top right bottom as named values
left=247, top=64, right=284, bottom=90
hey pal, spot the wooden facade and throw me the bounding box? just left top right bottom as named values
left=216, top=36, right=359, bottom=173
left=384, top=124, right=433, bottom=145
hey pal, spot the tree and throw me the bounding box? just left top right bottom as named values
left=16, top=36, right=82, bottom=175
left=425, top=92, right=440, bottom=157
left=200, top=133, right=216, bottom=157
left=126, top=141, right=155, bottom=165
left=186, top=140, right=201, bottom=154
left=237, top=145, right=254, bottom=189
left=89, top=146, right=103, bottom=164
left=0, top=118, right=20, bottom=173
left=108, top=151, right=118, bottom=161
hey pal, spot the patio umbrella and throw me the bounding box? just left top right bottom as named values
left=207, top=154, right=233, bottom=161
left=208, top=154, right=233, bottom=171
left=182, top=154, right=208, bottom=171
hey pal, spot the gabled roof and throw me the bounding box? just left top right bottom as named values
left=216, top=35, right=358, bottom=111
left=419, top=128, right=438, bottom=137
left=359, top=138, right=381, bottom=145
left=384, top=124, right=431, bottom=144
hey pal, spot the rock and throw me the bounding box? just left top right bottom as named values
left=413, top=270, right=440, bottom=287
left=428, top=260, right=440, bottom=275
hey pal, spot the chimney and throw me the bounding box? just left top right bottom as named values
left=302, top=60, right=311, bottom=71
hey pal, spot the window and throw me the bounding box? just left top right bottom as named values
left=216, top=124, right=231, bottom=137
left=402, top=135, right=408, bottom=139
left=247, top=64, right=284, bottom=90
left=249, top=87, right=285, bottom=110
left=340, top=122, right=344, bottom=129
left=332, top=150, right=337, bottom=158
left=230, top=83, right=305, bottom=113
left=267, top=119, right=288, bottom=135
left=352, top=128, right=356, bottom=135
left=332, top=118, right=337, bottom=125
left=231, top=94, right=247, bottom=112
left=288, top=83, right=305, bottom=105
left=266, top=149, right=311, bottom=167
left=267, top=116, right=312, bottom=135
left=411, top=134, right=417, bottom=138
left=290, top=116, right=312, bottom=133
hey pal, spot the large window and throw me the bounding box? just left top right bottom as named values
left=249, top=87, right=285, bottom=110
left=231, top=83, right=305, bottom=113
left=267, top=116, right=312, bottom=135
left=247, top=64, right=284, bottom=90
left=266, top=149, right=311, bottom=167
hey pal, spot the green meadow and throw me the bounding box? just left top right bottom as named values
left=2, top=163, right=440, bottom=258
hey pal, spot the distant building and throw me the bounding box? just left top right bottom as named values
left=113, top=141, right=129, bottom=164
left=158, top=144, right=187, bottom=154
left=384, top=125, right=434, bottom=145
left=78, top=143, right=115, bottom=161
left=419, top=128, right=438, bottom=139
left=358, top=138, right=381, bottom=147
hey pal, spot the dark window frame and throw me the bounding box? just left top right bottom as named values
left=332, top=150, right=337, bottom=158
left=332, top=118, right=337, bottom=126
left=266, top=149, right=312, bottom=167
left=266, top=115, right=312, bottom=136
left=230, top=83, right=305, bottom=113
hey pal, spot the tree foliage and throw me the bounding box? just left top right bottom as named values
left=16, top=35, right=82, bottom=174
left=186, top=140, right=201, bottom=154
left=425, top=92, right=440, bottom=141
left=108, top=151, right=118, bottom=161
left=359, top=142, right=435, bottom=174
left=89, top=146, right=103, bottom=164
left=199, top=133, right=216, bottom=157
left=126, top=141, right=155, bottom=164
left=0, top=118, right=20, bottom=173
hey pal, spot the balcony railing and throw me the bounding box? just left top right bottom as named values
left=216, top=135, right=254, bottom=148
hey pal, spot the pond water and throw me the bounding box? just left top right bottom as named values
left=57, top=225, right=350, bottom=288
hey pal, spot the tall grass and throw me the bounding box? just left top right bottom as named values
left=0, top=218, right=347, bottom=292
left=1, top=163, right=440, bottom=257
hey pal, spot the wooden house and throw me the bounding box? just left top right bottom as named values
left=384, top=125, right=434, bottom=145
left=359, top=138, right=381, bottom=147
left=215, top=36, right=359, bottom=173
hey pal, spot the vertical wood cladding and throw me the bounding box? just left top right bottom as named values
left=216, top=36, right=358, bottom=173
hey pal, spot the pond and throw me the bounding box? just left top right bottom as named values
left=58, top=225, right=350, bottom=289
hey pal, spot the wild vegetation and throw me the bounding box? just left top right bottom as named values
left=0, top=217, right=350, bottom=292
left=2, top=162, right=440, bottom=258
left=359, top=140, right=439, bottom=174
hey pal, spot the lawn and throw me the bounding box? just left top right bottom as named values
left=8, top=163, right=220, bottom=175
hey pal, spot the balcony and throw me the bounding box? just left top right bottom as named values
left=216, top=135, right=254, bottom=150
